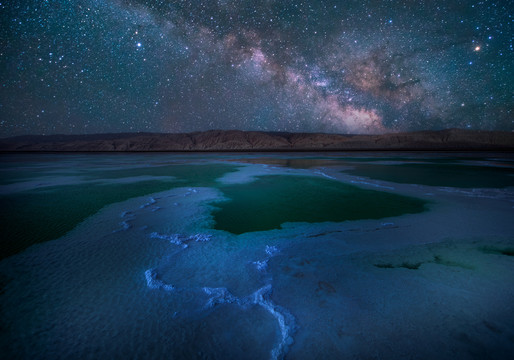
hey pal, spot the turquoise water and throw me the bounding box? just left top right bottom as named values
left=231, top=154, right=514, bottom=188
left=213, top=175, right=426, bottom=234
left=1, top=153, right=513, bottom=360
left=0, top=158, right=237, bottom=259
left=342, top=162, right=514, bottom=188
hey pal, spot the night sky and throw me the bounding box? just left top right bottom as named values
left=1, top=0, right=512, bottom=136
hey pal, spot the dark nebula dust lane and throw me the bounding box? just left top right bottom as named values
left=1, top=0, right=512, bottom=136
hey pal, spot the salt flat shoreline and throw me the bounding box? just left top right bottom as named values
left=1, top=154, right=513, bottom=359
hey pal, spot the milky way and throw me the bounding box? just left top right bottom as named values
left=1, top=0, right=512, bottom=136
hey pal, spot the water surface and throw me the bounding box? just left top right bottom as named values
left=213, top=175, right=427, bottom=234
left=1, top=152, right=513, bottom=360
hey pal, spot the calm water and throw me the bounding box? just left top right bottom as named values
left=0, top=160, right=237, bottom=259
left=213, top=175, right=426, bottom=234
left=1, top=152, right=513, bottom=359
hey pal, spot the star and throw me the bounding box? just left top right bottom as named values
left=0, top=0, right=511, bottom=136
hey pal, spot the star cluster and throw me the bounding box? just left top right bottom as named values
left=1, top=0, right=512, bottom=135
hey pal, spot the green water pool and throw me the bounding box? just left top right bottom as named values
left=0, top=164, right=238, bottom=259
left=343, top=163, right=514, bottom=188
left=212, top=175, right=427, bottom=234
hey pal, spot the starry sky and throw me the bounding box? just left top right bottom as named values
left=1, top=0, right=512, bottom=136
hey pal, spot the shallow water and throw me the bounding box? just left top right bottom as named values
left=213, top=175, right=426, bottom=234
left=1, top=152, right=514, bottom=360
left=0, top=157, right=237, bottom=258
left=342, top=162, right=514, bottom=188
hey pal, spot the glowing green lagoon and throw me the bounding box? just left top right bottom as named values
left=213, top=175, right=427, bottom=234
left=343, top=163, right=514, bottom=188
left=0, top=163, right=237, bottom=259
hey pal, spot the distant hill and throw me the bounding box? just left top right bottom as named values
left=0, top=129, right=513, bottom=151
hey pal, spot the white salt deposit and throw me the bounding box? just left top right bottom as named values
left=1, top=153, right=513, bottom=360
